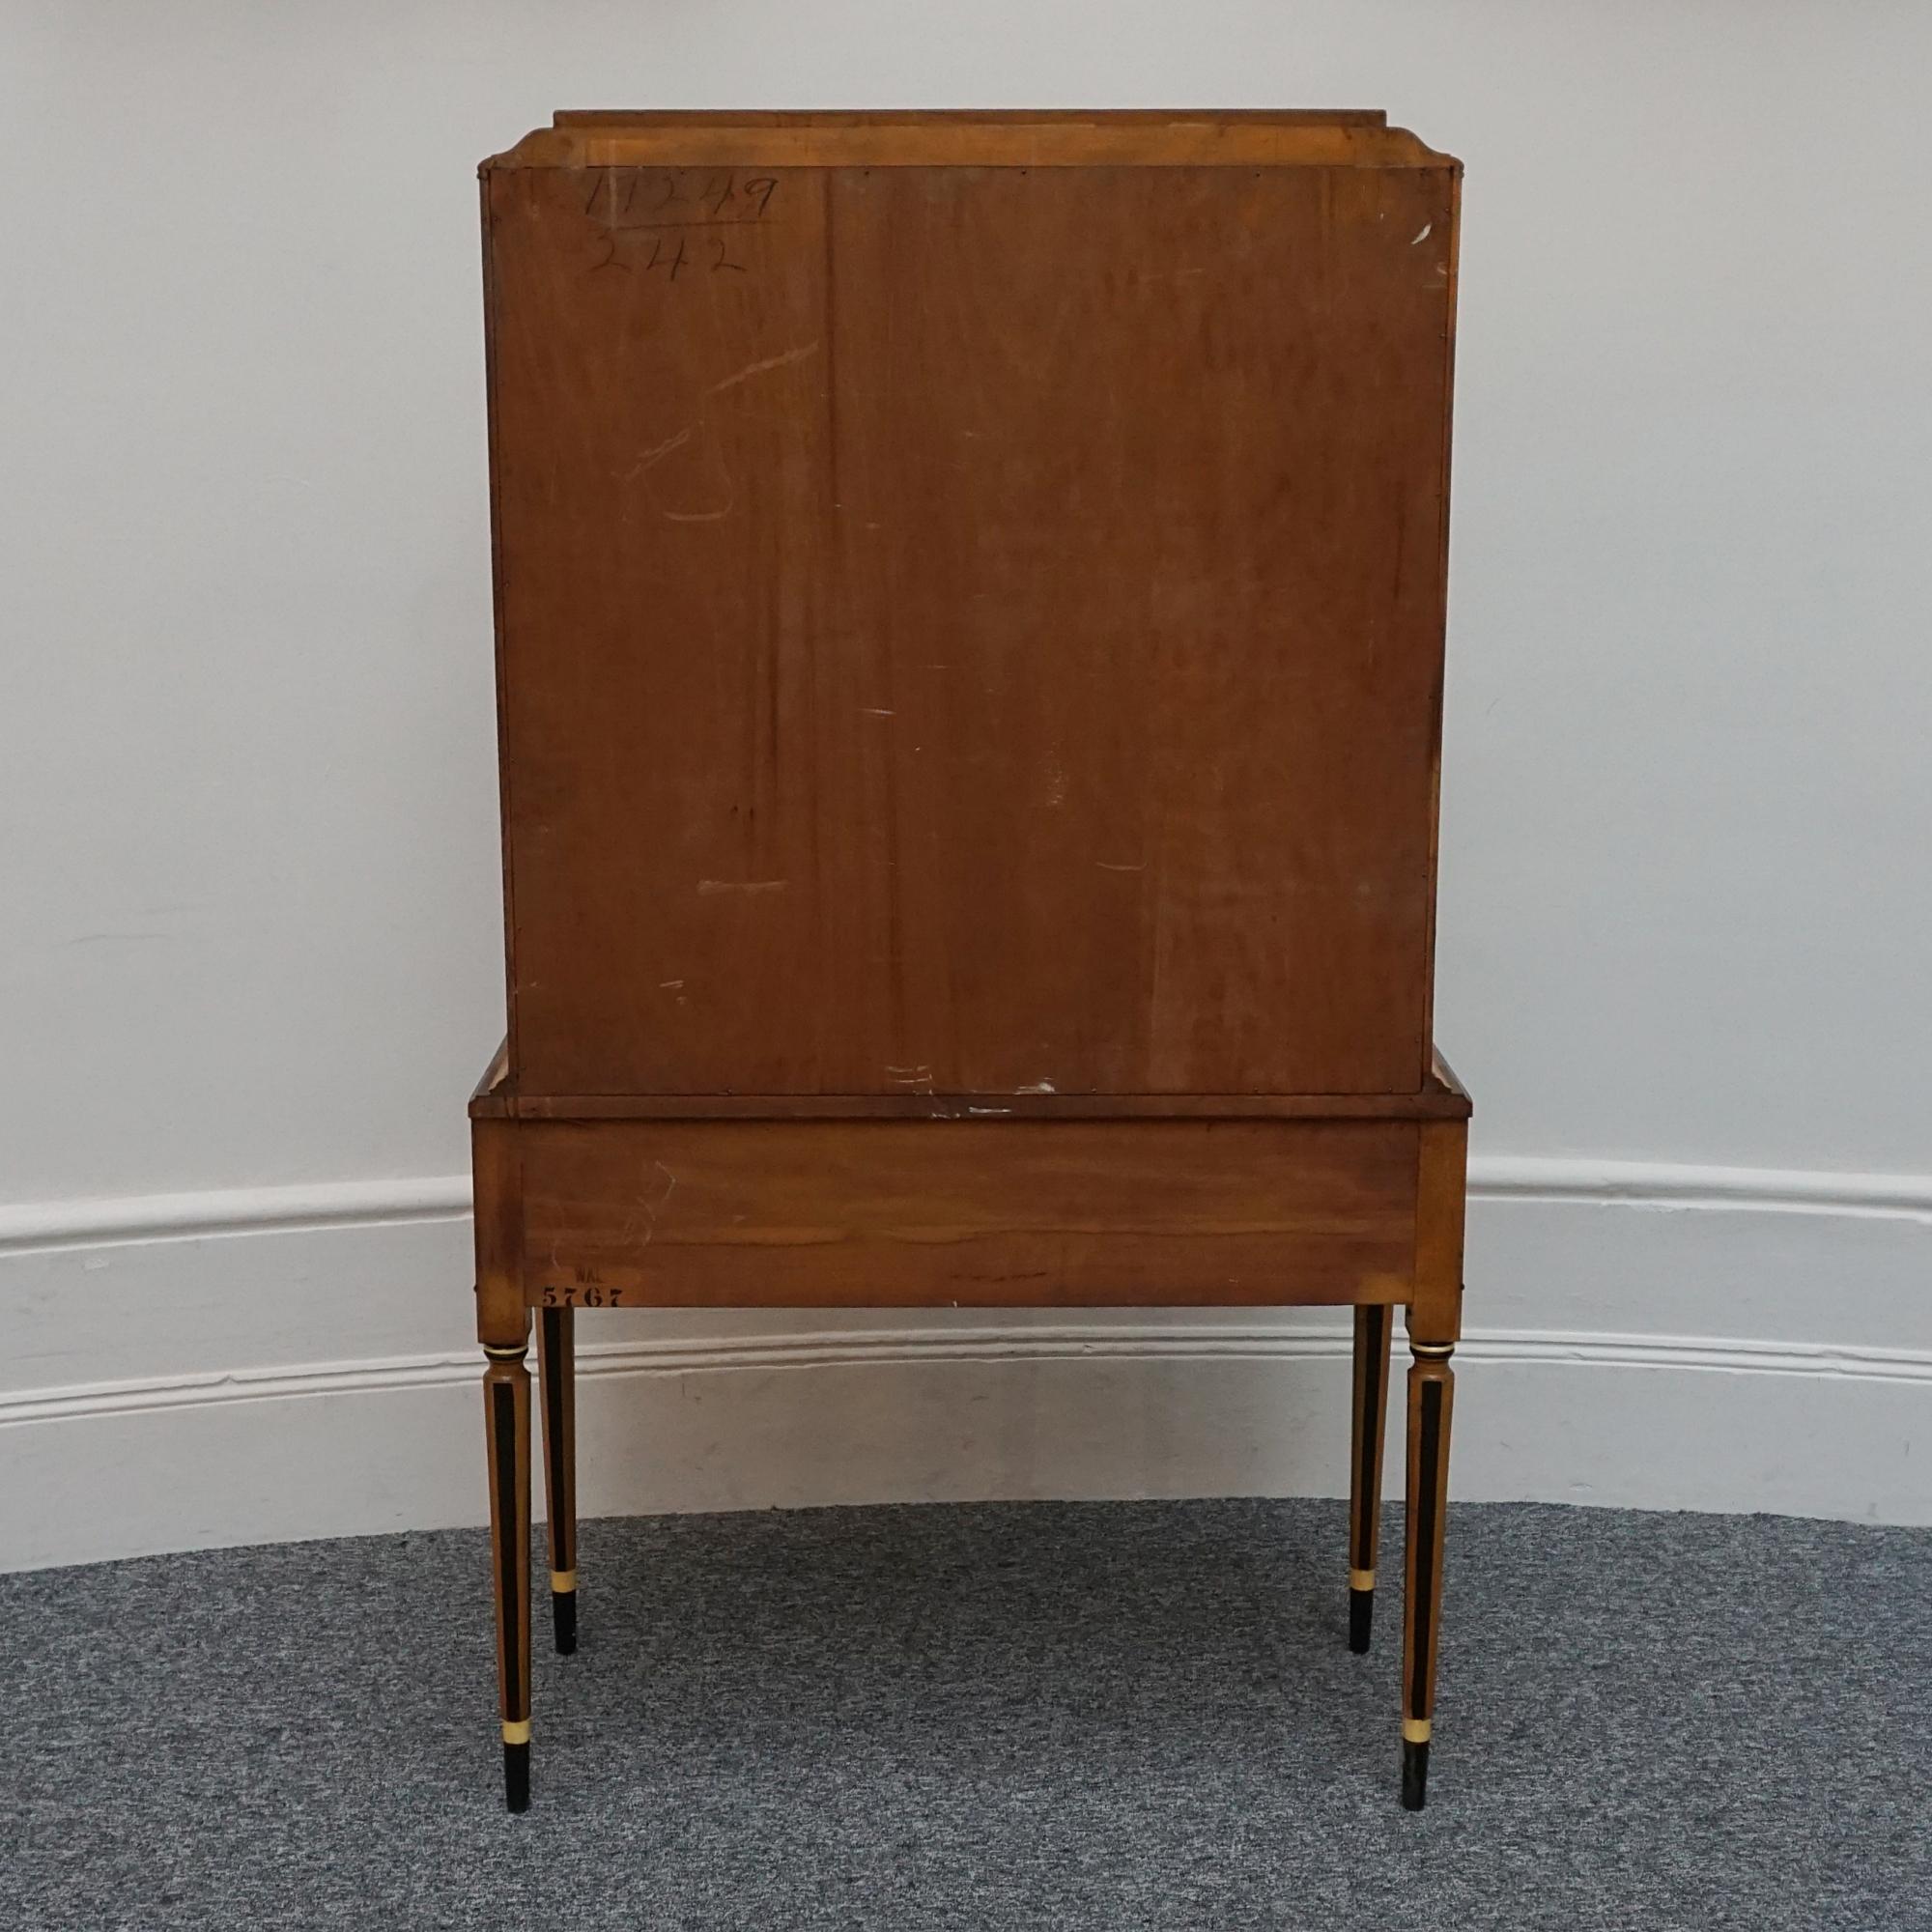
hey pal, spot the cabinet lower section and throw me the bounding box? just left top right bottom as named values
left=478, top=1116, right=1436, bottom=1312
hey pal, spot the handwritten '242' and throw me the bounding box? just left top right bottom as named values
left=587, top=170, right=780, bottom=279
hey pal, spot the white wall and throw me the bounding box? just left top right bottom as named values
left=3, top=4, right=1929, bottom=1567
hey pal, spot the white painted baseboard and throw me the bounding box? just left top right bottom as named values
left=2, top=1157, right=1928, bottom=1571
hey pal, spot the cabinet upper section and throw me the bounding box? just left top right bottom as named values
left=481, top=111, right=1461, bottom=1101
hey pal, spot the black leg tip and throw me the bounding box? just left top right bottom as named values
left=504, top=1741, right=530, bottom=1813
left=553, top=1589, right=578, bottom=1655
left=1348, top=1587, right=1374, bottom=1654
left=1401, top=1739, right=1429, bottom=1811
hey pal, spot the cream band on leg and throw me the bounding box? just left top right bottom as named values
left=1349, top=1567, right=1376, bottom=1591
left=1402, top=1717, right=1432, bottom=1745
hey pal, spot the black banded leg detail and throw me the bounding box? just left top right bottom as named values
left=539, top=1306, right=579, bottom=1656
left=1402, top=1339, right=1455, bottom=1810
left=1349, top=1303, right=1393, bottom=1653
left=484, top=1339, right=533, bottom=1812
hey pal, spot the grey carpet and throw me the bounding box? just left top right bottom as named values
left=4, top=1499, right=1928, bottom=1930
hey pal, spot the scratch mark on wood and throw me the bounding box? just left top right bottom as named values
left=1015, top=1080, right=1058, bottom=1094
left=697, top=878, right=788, bottom=895
left=705, top=340, right=821, bottom=398
left=1096, top=861, right=1145, bottom=872
left=637, top=1159, right=679, bottom=1247
left=621, top=424, right=695, bottom=480
left=626, top=346, right=815, bottom=502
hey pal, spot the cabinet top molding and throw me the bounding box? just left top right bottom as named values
left=483, top=109, right=1458, bottom=175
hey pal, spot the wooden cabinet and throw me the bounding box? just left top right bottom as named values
left=469, top=109, right=1469, bottom=1815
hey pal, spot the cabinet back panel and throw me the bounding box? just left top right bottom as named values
left=484, top=153, right=1456, bottom=1095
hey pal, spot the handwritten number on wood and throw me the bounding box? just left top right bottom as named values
left=645, top=236, right=692, bottom=280
left=582, top=170, right=779, bottom=279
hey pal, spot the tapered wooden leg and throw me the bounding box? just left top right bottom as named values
left=1348, top=1303, right=1394, bottom=1653
left=484, top=1338, right=532, bottom=1812
left=538, top=1306, right=579, bottom=1655
left=1402, top=1339, right=1455, bottom=1810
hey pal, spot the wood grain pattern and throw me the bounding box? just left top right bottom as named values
left=513, top=1118, right=1420, bottom=1308
left=487, top=113, right=1451, bottom=173
left=1350, top=1302, right=1393, bottom=1588
left=1410, top=1119, right=1467, bottom=1345
left=470, top=1118, right=526, bottom=1347
left=482, top=133, right=1458, bottom=1101
left=497, top=1090, right=1469, bottom=1121
left=1402, top=1343, right=1455, bottom=1804
left=537, top=1306, right=578, bottom=1655
left=466, top=1047, right=1472, bottom=1122
left=546, top=110, right=1396, bottom=128
left=483, top=1341, right=532, bottom=1810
